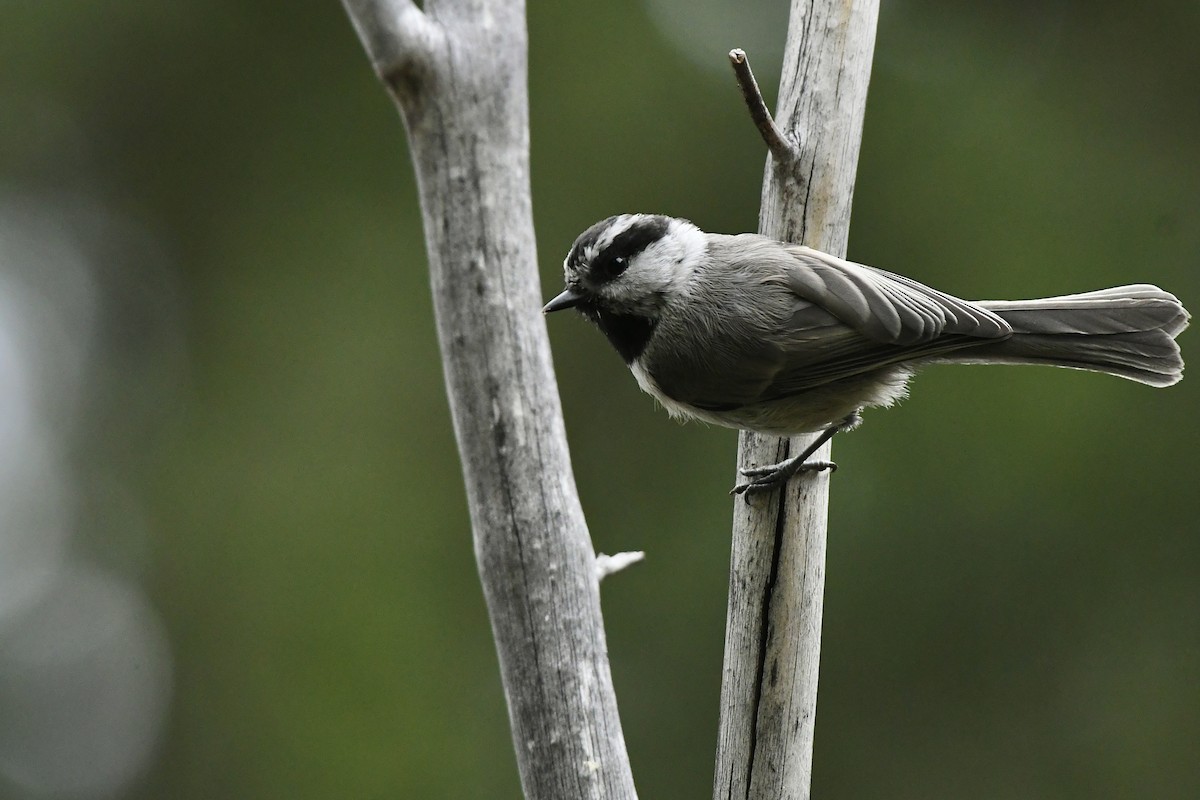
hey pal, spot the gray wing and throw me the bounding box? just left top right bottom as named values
left=646, top=240, right=1013, bottom=410
left=782, top=245, right=1011, bottom=345
left=746, top=247, right=1014, bottom=399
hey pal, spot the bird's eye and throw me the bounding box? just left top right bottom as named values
left=606, top=255, right=628, bottom=277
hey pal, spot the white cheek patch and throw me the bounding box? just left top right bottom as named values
left=629, top=220, right=704, bottom=291
left=665, top=220, right=707, bottom=269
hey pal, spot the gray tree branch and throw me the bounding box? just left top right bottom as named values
left=714, top=3, right=880, bottom=799
left=341, top=0, right=442, bottom=91
left=339, top=1, right=637, bottom=797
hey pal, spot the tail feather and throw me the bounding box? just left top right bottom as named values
left=954, top=285, right=1189, bottom=387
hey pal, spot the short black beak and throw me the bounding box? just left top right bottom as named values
left=543, top=286, right=587, bottom=314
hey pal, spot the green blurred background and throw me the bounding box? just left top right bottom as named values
left=0, top=1, right=1196, bottom=798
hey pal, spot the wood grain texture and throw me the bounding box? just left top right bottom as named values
left=715, top=3, right=880, bottom=799
left=341, top=1, right=637, bottom=797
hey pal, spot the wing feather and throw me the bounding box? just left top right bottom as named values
left=783, top=246, right=1012, bottom=344
left=643, top=237, right=1014, bottom=414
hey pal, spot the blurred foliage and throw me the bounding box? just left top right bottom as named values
left=1, top=0, right=1197, bottom=798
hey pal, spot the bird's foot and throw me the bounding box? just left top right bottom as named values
left=731, top=457, right=837, bottom=496
left=729, top=412, right=860, bottom=497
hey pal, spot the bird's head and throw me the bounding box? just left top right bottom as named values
left=543, top=214, right=706, bottom=318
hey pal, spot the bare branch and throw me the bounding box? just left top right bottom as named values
left=728, top=48, right=796, bottom=163
left=340, top=1, right=638, bottom=798
left=595, top=551, right=646, bottom=581
left=715, top=4, right=880, bottom=800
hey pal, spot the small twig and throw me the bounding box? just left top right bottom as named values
left=595, top=551, right=646, bottom=581
left=728, top=48, right=796, bottom=163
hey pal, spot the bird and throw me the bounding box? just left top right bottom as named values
left=543, top=214, right=1189, bottom=495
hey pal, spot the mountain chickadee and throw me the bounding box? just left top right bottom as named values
left=543, top=214, right=1189, bottom=494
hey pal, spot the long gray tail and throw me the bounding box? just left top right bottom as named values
left=956, top=285, right=1189, bottom=387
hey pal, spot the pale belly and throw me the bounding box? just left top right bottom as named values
left=630, top=360, right=912, bottom=435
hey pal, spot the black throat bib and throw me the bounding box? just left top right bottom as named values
left=581, top=306, right=659, bottom=364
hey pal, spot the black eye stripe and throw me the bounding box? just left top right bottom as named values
left=606, top=255, right=628, bottom=276
left=589, top=216, right=670, bottom=283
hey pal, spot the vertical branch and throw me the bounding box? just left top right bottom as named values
left=339, top=1, right=638, bottom=798
left=714, top=3, right=880, bottom=800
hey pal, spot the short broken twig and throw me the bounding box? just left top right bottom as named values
left=728, top=48, right=796, bottom=163
left=595, top=551, right=646, bottom=581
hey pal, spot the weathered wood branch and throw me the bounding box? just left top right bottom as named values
left=341, top=0, right=443, bottom=91
left=339, top=1, right=637, bottom=797
left=714, top=4, right=880, bottom=799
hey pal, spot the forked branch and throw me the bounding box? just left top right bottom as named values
left=340, top=1, right=638, bottom=798
left=341, top=0, right=444, bottom=95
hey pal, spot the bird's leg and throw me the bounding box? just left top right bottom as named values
left=731, top=429, right=838, bottom=495
left=732, top=411, right=862, bottom=496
